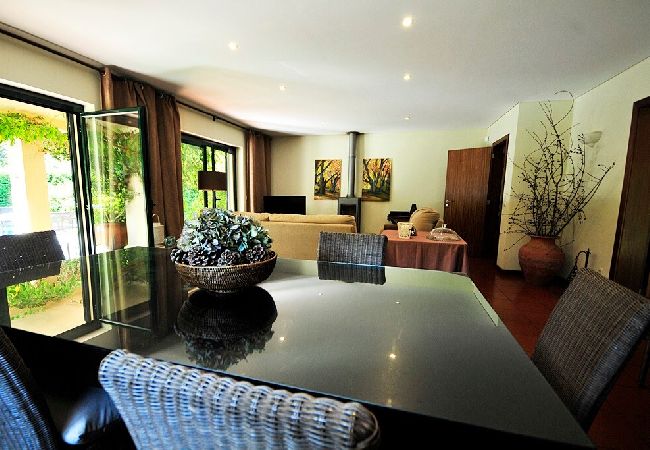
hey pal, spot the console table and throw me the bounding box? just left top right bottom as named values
left=381, top=230, right=469, bottom=273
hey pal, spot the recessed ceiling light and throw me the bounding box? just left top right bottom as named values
left=279, top=84, right=287, bottom=91
left=402, top=16, right=413, bottom=28
left=228, top=41, right=239, bottom=51
left=404, top=115, right=411, bottom=121
left=403, top=73, right=411, bottom=81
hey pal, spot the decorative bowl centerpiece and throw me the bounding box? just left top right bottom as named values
left=171, top=208, right=276, bottom=293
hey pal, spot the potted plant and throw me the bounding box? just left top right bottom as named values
left=91, top=130, right=139, bottom=250
left=171, top=208, right=276, bottom=292
left=506, top=96, right=614, bottom=285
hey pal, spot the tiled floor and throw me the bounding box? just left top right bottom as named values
left=468, top=258, right=650, bottom=450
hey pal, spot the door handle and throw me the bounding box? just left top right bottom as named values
left=445, top=199, right=454, bottom=208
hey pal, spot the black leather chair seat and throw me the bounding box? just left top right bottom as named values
left=44, top=387, right=126, bottom=446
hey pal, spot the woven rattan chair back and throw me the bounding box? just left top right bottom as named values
left=0, top=327, right=60, bottom=450
left=532, top=268, right=650, bottom=430
left=99, top=349, right=380, bottom=449
left=0, top=230, right=65, bottom=272
left=317, top=261, right=386, bottom=285
left=317, top=232, right=387, bottom=265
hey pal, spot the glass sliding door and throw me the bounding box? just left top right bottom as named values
left=80, top=107, right=152, bottom=253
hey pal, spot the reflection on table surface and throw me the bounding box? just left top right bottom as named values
left=0, top=247, right=593, bottom=448
left=175, top=287, right=277, bottom=370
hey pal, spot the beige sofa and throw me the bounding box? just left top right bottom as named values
left=236, top=212, right=357, bottom=260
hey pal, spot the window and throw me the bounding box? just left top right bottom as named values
left=181, top=134, right=236, bottom=220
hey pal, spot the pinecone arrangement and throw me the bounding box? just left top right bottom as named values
left=171, top=209, right=273, bottom=266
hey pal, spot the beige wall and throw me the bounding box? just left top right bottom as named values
left=0, top=34, right=100, bottom=109
left=487, top=105, right=519, bottom=268
left=271, top=129, right=486, bottom=234
left=565, top=57, right=650, bottom=276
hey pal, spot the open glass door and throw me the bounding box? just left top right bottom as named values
left=79, top=107, right=152, bottom=252
left=79, top=107, right=154, bottom=323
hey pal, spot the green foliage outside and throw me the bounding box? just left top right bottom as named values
left=181, top=143, right=227, bottom=220
left=0, top=174, right=10, bottom=207
left=0, top=112, right=69, bottom=160
left=0, top=112, right=75, bottom=212
left=181, top=142, right=204, bottom=220
left=90, top=128, right=141, bottom=223
left=47, top=162, right=76, bottom=213
left=7, top=260, right=82, bottom=319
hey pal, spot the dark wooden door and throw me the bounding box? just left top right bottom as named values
left=444, top=147, right=492, bottom=256
left=611, top=97, right=650, bottom=295
left=484, top=137, right=509, bottom=259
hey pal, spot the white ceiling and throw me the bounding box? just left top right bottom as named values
left=2, top=1, right=650, bottom=135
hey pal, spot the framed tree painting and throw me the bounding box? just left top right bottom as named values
left=362, top=158, right=391, bottom=201
left=314, top=159, right=342, bottom=199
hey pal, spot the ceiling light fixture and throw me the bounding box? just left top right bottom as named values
left=404, top=115, right=411, bottom=121
left=402, top=16, right=413, bottom=28
left=228, top=41, right=239, bottom=51
left=279, top=84, right=287, bottom=91
left=403, top=73, right=411, bottom=81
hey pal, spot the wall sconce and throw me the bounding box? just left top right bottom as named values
left=584, top=131, right=603, bottom=147
left=198, top=171, right=227, bottom=207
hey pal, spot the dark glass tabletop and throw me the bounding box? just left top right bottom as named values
left=0, top=247, right=592, bottom=448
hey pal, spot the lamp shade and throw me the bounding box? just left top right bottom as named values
left=198, top=171, right=227, bottom=190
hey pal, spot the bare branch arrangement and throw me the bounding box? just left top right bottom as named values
left=506, top=96, right=614, bottom=238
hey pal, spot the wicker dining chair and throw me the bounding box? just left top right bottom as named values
left=99, top=349, right=380, bottom=450
left=317, top=231, right=387, bottom=265
left=317, top=261, right=386, bottom=285
left=0, top=230, right=65, bottom=271
left=0, top=327, right=60, bottom=449
left=0, top=327, right=131, bottom=449
left=532, top=268, right=650, bottom=430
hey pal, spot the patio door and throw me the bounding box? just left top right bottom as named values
left=0, top=84, right=91, bottom=335
left=79, top=107, right=153, bottom=253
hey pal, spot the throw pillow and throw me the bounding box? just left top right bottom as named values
left=409, top=208, right=440, bottom=232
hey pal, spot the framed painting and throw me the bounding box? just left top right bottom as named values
left=314, top=159, right=342, bottom=200
left=362, top=158, right=391, bottom=201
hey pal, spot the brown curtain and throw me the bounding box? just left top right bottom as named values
left=101, top=68, right=184, bottom=237
left=245, top=130, right=272, bottom=212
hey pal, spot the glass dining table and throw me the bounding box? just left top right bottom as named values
left=0, top=247, right=593, bottom=448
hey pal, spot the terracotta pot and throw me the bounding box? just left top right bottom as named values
left=518, top=235, right=564, bottom=286
left=94, top=222, right=128, bottom=250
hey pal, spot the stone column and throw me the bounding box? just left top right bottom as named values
left=8, top=139, right=52, bottom=233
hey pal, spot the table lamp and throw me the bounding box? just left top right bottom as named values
left=198, top=170, right=227, bottom=208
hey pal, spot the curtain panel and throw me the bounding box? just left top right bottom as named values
left=101, top=68, right=184, bottom=237
left=245, top=130, right=272, bottom=212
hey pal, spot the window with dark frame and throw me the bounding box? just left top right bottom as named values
left=180, top=133, right=236, bottom=220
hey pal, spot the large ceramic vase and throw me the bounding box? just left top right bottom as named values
left=518, top=235, right=564, bottom=286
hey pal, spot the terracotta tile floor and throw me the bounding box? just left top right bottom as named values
left=468, top=258, right=650, bottom=450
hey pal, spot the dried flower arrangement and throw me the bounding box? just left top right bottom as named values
left=506, top=97, right=614, bottom=238
left=170, top=208, right=273, bottom=266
